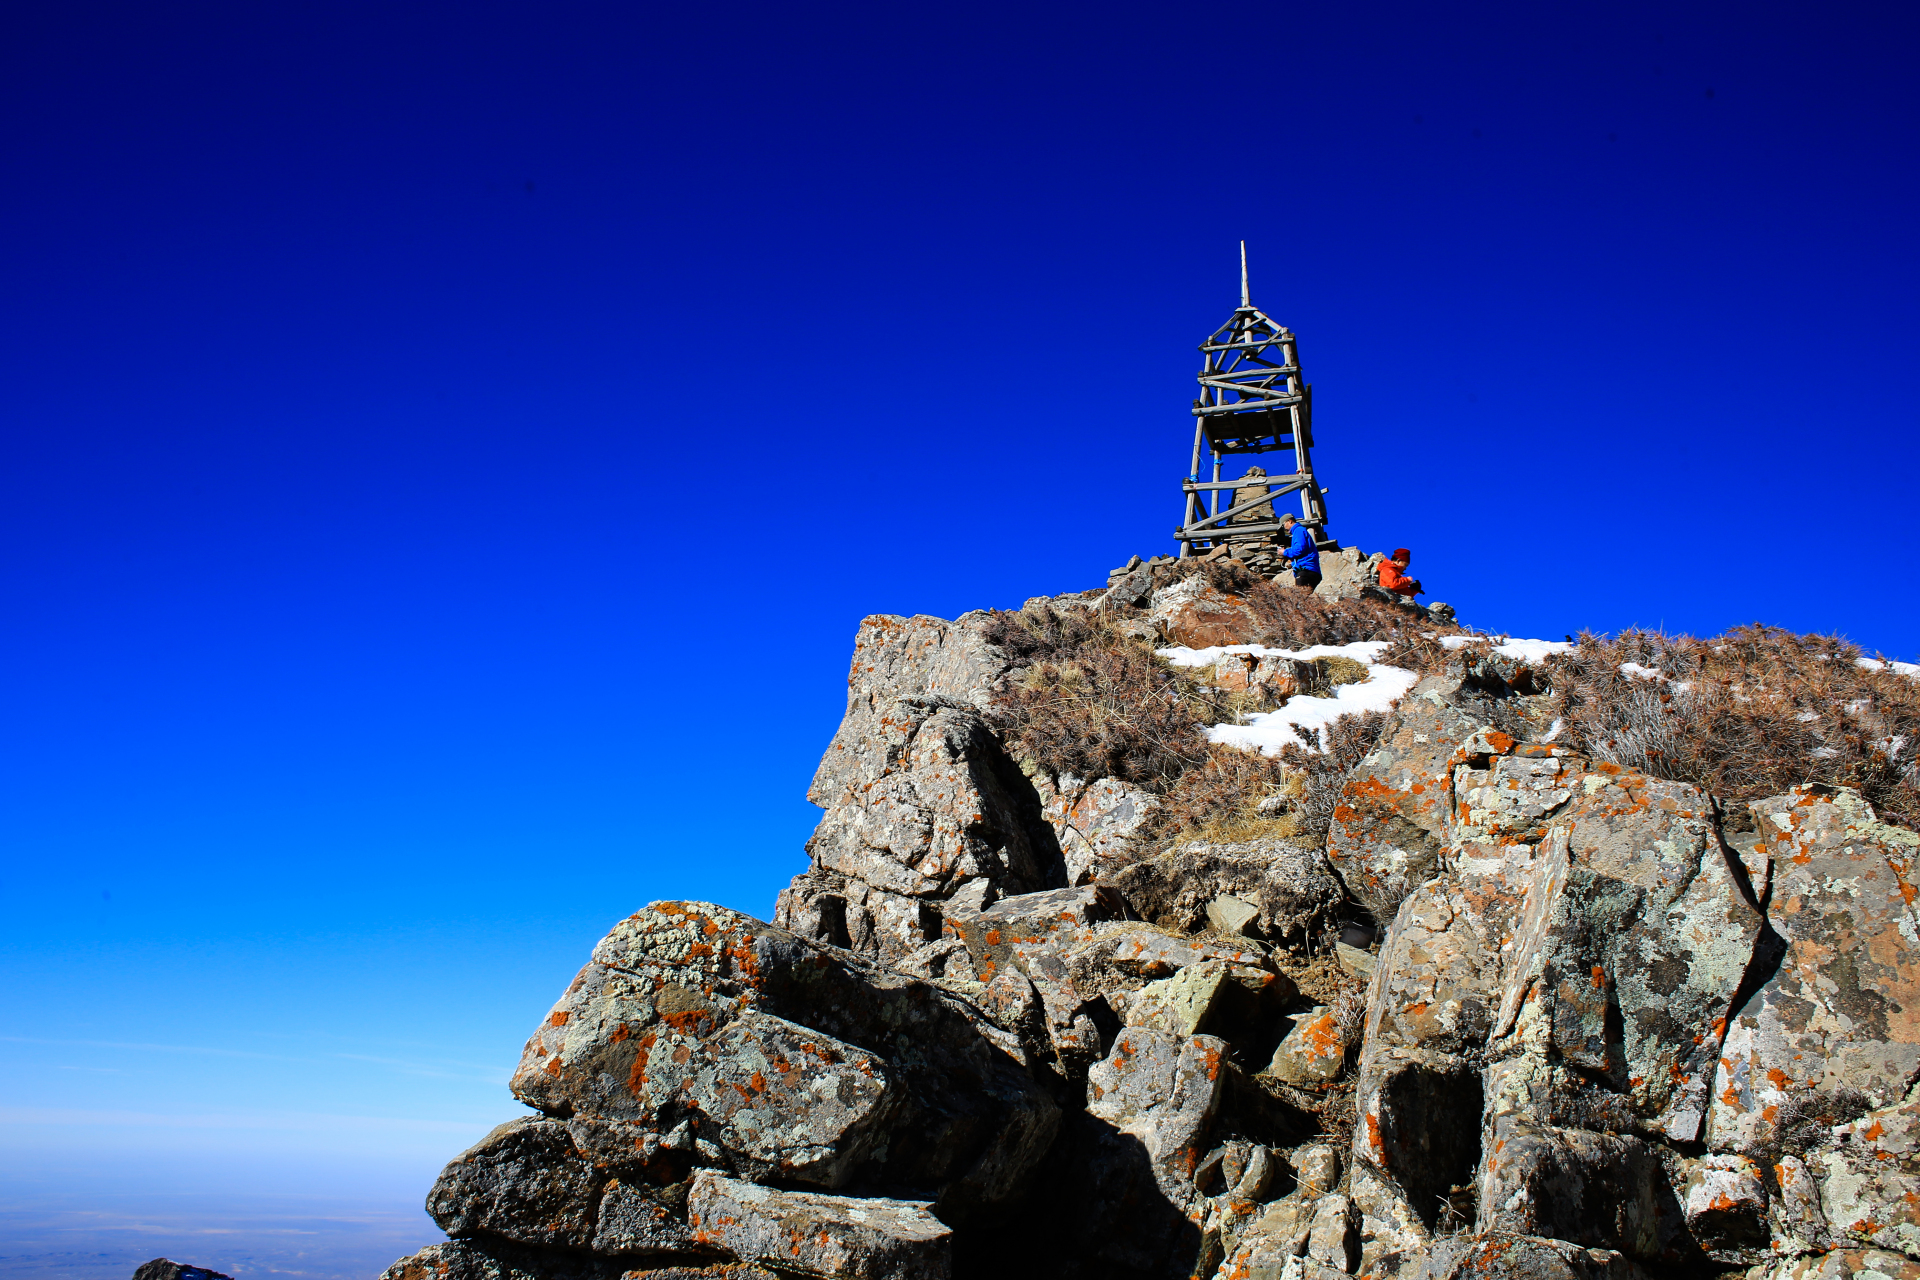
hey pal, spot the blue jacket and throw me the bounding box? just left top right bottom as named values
left=1283, top=523, right=1320, bottom=574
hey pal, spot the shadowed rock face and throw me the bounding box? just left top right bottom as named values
left=1708, top=786, right=1920, bottom=1157
left=509, top=901, right=1059, bottom=1222
left=388, top=604, right=1920, bottom=1280
left=776, top=613, right=1066, bottom=969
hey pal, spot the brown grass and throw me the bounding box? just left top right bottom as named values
left=1164, top=559, right=1460, bottom=651
left=982, top=589, right=1425, bottom=845
left=1548, top=625, right=1920, bottom=828
left=983, top=607, right=1215, bottom=790
left=1141, top=743, right=1299, bottom=843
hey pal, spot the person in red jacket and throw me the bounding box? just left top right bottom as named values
left=1378, top=548, right=1422, bottom=598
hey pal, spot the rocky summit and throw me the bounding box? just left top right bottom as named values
left=384, top=559, right=1920, bottom=1280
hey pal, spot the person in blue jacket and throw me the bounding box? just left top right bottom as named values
left=1277, top=512, right=1322, bottom=590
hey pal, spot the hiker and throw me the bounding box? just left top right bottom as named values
left=1277, top=513, right=1321, bottom=590
left=1378, top=547, right=1422, bottom=598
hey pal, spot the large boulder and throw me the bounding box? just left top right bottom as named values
left=1370, top=1234, right=1652, bottom=1279
left=1148, top=579, right=1260, bottom=650
left=685, top=1171, right=952, bottom=1280
left=1109, top=837, right=1346, bottom=946
left=1754, top=1250, right=1920, bottom=1280
left=1086, top=1028, right=1230, bottom=1209
left=1480, top=782, right=1766, bottom=1142
left=1473, top=1116, right=1667, bottom=1261
left=426, top=1118, right=607, bottom=1251
left=510, top=902, right=1058, bottom=1223
left=777, top=613, right=1065, bottom=966
left=1814, top=1084, right=1920, bottom=1258
left=1707, top=786, right=1920, bottom=1157
left=1039, top=775, right=1156, bottom=886
left=378, top=1238, right=778, bottom=1280
left=1327, top=677, right=1489, bottom=921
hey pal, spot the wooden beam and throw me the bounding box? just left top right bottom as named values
left=1181, top=476, right=1308, bottom=493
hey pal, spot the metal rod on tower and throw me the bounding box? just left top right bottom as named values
left=1239, top=241, right=1249, bottom=308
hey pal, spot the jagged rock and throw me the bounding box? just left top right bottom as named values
left=1149, top=578, right=1259, bottom=649
left=1108, top=838, right=1346, bottom=945
left=938, top=886, right=1133, bottom=1076
left=1814, top=1083, right=1920, bottom=1257
left=797, top=702, right=1059, bottom=936
left=1072, top=922, right=1272, bottom=981
left=1038, top=776, right=1155, bottom=885
left=1206, top=893, right=1261, bottom=937
left=1708, top=786, right=1920, bottom=1157
left=1770, top=1153, right=1833, bottom=1257
left=427, top=1117, right=604, bottom=1250
left=378, top=1238, right=617, bottom=1280
left=1124, top=960, right=1294, bottom=1047
left=1101, top=564, right=1155, bottom=610
left=396, top=598, right=1920, bottom=1280
left=943, top=885, right=1128, bottom=984
left=1086, top=1028, right=1230, bottom=1207
left=1371, top=1234, right=1651, bottom=1279
left=1677, top=1152, right=1769, bottom=1258
left=593, top=1178, right=699, bottom=1258
left=1360, top=880, right=1502, bottom=1058
left=132, top=1263, right=234, bottom=1280
left=1327, top=677, right=1488, bottom=920
left=779, top=611, right=1065, bottom=965
left=1753, top=1249, right=1920, bottom=1280
left=1351, top=1048, right=1482, bottom=1250
left=380, top=1235, right=785, bottom=1279
left=685, top=1171, right=952, bottom=1280
left=1291, top=1143, right=1341, bottom=1197
left=1352, top=1160, right=1432, bottom=1272
left=1480, top=778, right=1765, bottom=1143
left=1264, top=1007, right=1345, bottom=1086
left=1474, top=1116, right=1666, bottom=1260
left=510, top=902, right=1057, bottom=1222
left=1305, top=1193, right=1356, bottom=1270
left=1311, top=546, right=1378, bottom=602
left=1218, top=1194, right=1315, bottom=1272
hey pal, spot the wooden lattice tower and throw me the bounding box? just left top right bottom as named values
left=1175, top=245, right=1331, bottom=558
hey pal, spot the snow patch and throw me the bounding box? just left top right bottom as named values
left=1493, top=637, right=1575, bottom=662
left=1205, top=663, right=1421, bottom=756
left=1437, top=635, right=1575, bottom=661
left=1620, top=662, right=1664, bottom=681
left=1156, top=641, right=1392, bottom=668
left=1858, top=656, right=1920, bottom=678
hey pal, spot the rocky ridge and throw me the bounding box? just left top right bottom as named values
left=385, top=565, right=1920, bottom=1280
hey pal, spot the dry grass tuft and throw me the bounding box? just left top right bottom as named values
left=1548, top=625, right=1920, bottom=828
left=981, top=588, right=1430, bottom=845
left=1276, top=709, right=1394, bottom=843
left=1141, top=743, right=1298, bottom=844
left=982, top=606, right=1215, bottom=790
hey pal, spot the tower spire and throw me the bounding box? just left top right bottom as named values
left=1174, top=265, right=1331, bottom=562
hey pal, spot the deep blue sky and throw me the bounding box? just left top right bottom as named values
left=3, top=2, right=1916, bottom=1275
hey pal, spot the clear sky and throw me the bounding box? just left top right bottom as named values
left=3, top=3, right=1916, bottom=1276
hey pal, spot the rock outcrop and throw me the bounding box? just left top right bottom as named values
left=388, top=583, right=1920, bottom=1280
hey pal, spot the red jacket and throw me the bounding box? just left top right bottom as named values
left=1378, top=549, right=1416, bottom=592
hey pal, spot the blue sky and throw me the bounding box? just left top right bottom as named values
left=3, top=2, right=1916, bottom=1276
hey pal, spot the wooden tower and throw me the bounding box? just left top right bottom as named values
left=1175, top=244, right=1331, bottom=558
